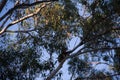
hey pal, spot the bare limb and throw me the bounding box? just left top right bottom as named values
left=68, top=47, right=120, bottom=59
left=94, top=62, right=113, bottom=68
left=0, top=0, right=58, bottom=21
left=0, top=3, right=50, bottom=35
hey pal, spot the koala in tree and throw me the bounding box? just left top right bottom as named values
left=58, top=48, right=69, bottom=62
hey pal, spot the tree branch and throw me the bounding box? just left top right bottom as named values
left=0, top=0, right=7, bottom=12
left=66, top=16, right=110, bottom=54
left=46, top=47, right=86, bottom=80
left=46, top=57, right=67, bottom=80
left=46, top=46, right=120, bottom=80
left=67, top=27, right=120, bottom=55
left=0, top=3, right=50, bottom=35
left=0, top=0, right=58, bottom=21
left=6, top=29, right=36, bottom=33
left=0, top=12, right=12, bottom=29
left=68, top=47, right=120, bottom=59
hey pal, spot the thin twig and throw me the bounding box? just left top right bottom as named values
left=0, top=12, right=12, bottom=29
left=6, top=29, right=36, bottom=33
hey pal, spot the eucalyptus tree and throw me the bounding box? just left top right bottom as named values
left=0, top=0, right=120, bottom=80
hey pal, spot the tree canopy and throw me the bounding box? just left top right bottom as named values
left=0, top=0, right=120, bottom=80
